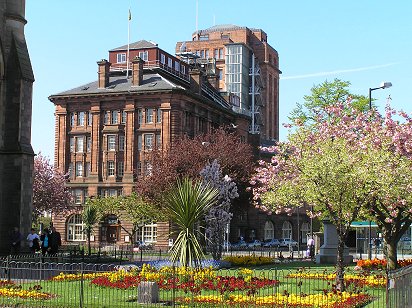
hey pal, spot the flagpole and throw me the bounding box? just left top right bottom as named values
left=126, top=8, right=131, bottom=78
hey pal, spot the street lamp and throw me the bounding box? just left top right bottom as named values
left=367, top=81, right=392, bottom=260
left=369, top=82, right=392, bottom=109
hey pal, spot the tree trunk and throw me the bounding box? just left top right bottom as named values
left=385, top=238, right=398, bottom=270
left=335, top=237, right=346, bottom=291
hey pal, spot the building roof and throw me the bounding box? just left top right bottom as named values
left=193, top=24, right=261, bottom=35
left=50, top=72, right=181, bottom=97
left=109, top=40, right=158, bottom=51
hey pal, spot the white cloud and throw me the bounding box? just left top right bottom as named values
left=281, top=63, right=398, bottom=80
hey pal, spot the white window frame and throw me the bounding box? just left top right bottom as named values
left=67, top=214, right=86, bottom=241
left=119, top=135, right=125, bottom=151
left=282, top=221, right=293, bottom=240
left=88, top=112, right=93, bottom=126
left=138, top=109, right=143, bottom=124
left=144, top=134, right=153, bottom=150
left=117, top=161, right=124, bottom=177
left=70, top=137, right=75, bottom=153
left=117, top=53, right=126, bottom=63
left=160, top=54, right=166, bottom=64
left=72, top=189, right=83, bottom=204
left=85, top=162, right=91, bottom=177
left=146, top=108, right=154, bottom=123
left=121, top=110, right=127, bottom=124
left=107, top=135, right=116, bottom=151
left=168, top=58, right=173, bottom=68
left=111, top=110, right=119, bottom=124
left=264, top=221, right=275, bottom=241
left=77, top=112, right=85, bottom=126
left=137, top=135, right=142, bottom=151
left=75, top=161, right=83, bottom=177
left=156, top=108, right=162, bottom=123
left=76, top=137, right=84, bottom=153
left=136, top=222, right=157, bottom=243
left=139, top=51, right=148, bottom=61
left=107, top=161, right=115, bottom=176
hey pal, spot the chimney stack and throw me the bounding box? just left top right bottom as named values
left=131, top=56, right=144, bottom=86
left=189, top=68, right=203, bottom=95
left=97, top=59, right=111, bottom=89
left=207, top=73, right=219, bottom=90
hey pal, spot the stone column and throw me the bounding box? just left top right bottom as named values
left=315, top=220, right=353, bottom=264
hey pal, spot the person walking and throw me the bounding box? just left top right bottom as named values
left=49, top=227, right=62, bottom=254
left=40, top=228, right=51, bottom=256
left=9, top=227, right=22, bottom=254
left=27, top=228, right=40, bottom=253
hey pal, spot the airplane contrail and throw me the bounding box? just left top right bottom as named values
left=281, top=62, right=398, bottom=80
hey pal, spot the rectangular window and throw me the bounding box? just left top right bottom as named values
left=168, top=58, right=173, bottom=68
left=70, top=137, right=75, bottom=153
left=88, top=112, right=92, bottom=126
left=70, top=113, right=75, bottom=127
left=76, top=137, right=84, bottom=152
left=146, top=108, right=154, bottom=123
left=119, top=135, right=125, bottom=151
left=68, top=163, right=73, bottom=178
left=138, top=109, right=143, bottom=124
left=181, top=65, right=186, bottom=74
left=138, top=51, right=148, bottom=61
left=219, top=48, right=224, bottom=59
left=107, top=161, right=115, bottom=176
left=200, top=50, right=204, bottom=58
left=86, top=136, right=91, bottom=152
left=160, top=54, right=166, bottom=64
left=77, top=112, right=85, bottom=126
left=144, top=134, right=153, bottom=150
left=174, top=61, right=180, bottom=72
left=136, top=161, right=142, bottom=175
left=107, top=135, right=116, bottom=151
left=75, top=161, right=83, bottom=177
left=218, top=69, right=223, bottom=80
left=156, top=108, right=162, bottom=123
left=85, top=162, right=91, bottom=177
left=117, top=161, right=124, bottom=177
left=156, top=133, right=161, bottom=149
left=104, top=111, right=110, bottom=124
left=137, top=135, right=142, bottom=151
left=121, top=110, right=127, bottom=124
left=111, top=110, right=119, bottom=124
left=199, top=34, right=209, bottom=41
left=214, top=49, right=218, bottom=59
left=205, top=50, right=209, bottom=59
left=108, top=189, right=117, bottom=197
left=117, top=53, right=126, bottom=63
left=73, top=189, right=83, bottom=204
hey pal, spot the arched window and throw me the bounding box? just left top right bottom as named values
left=282, top=221, right=292, bottom=239
left=264, top=221, right=274, bottom=240
left=301, top=222, right=310, bottom=244
left=66, top=214, right=86, bottom=241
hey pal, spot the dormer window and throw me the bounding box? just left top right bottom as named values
left=117, top=53, right=126, bottom=63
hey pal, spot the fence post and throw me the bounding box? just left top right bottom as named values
left=80, top=262, right=84, bottom=308
left=6, top=255, right=10, bottom=282
left=120, top=249, right=123, bottom=265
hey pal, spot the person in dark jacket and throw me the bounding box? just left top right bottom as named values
left=49, top=227, right=62, bottom=254
left=40, top=228, right=51, bottom=255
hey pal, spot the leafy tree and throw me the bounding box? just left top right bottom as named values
left=289, top=78, right=369, bottom=126
left=136, top=127, right=254, bottom=205
left=33, top=153, right=72, bottom=219
left=164, top=178, right=218, bottom=267
left=200, top=160, right=238, bottom=260
left=87, top=193, right=163, bottom=246
left=82, top=202, right=99, bottom=255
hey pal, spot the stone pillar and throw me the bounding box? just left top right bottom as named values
left=315, top=220, right=353, bottom=264
left=137, top=281, right=159, bottom=304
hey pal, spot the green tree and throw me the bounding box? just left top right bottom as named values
left=82, top=202, right=99, bottom=255
left=289, top=78, right=369, bottom=126
left=164, top=178, right=219, bottom=267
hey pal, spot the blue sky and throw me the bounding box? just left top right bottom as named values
left=25, top=1, right=412, bottom=159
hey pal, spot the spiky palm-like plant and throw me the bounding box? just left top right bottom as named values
left=165, top=178, right=218, bottom=267
left=82, top=202, right=98, bottom=255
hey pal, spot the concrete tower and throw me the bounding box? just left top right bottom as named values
left=0, top=0, right=34, bottom=254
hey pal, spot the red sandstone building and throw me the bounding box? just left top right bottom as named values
left=49, top=40, right=250, bottom=248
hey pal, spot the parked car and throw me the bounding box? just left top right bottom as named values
left=135, top=240, right=153, bottom=250
left=232, top=240, right=247, bottom=249
left=279, top=238, right=298, bottom=247
left=263, top=238, right=281, bottom=248
left=247, top=240, right=263, bottom=248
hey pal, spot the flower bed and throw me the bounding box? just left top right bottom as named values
left=286, top=272, right=386, bottom=288
left=0, top=281, right=55, bottom=300
left=356, top=258, right=412, bottom=270
left=176, top=291, right=372, bottom=307
left=223, top=255, right=274, bottom=266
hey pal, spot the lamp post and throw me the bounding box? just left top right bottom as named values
left=367, top=81, right=392, bottom=260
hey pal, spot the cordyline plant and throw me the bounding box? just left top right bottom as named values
left=33, top=153, right=72, bottom=219
left=164, top=178, right=219, bottom=267
left=200, top=160, right=238, bottom=261
left=251, top=101, right=412, bottom=288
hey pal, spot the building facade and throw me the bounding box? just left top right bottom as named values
left=0, top=0, right=34, bottom=255
left=176, top=24, right=281, bottom=142
left=49, top=41, right=250, bottom=248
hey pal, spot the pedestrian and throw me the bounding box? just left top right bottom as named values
left=40, top=228, right=51, bottom=256
left=9, top=227, right=22, bottom=254
left=307, top=237, right=315, bottom=259
left=27, top=228, right=40, bottom=253
left=49, top=226, right=62, bottom=254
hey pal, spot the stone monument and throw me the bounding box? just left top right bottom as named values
left=316, top=220, right=353, bottom=264
left=0, top=0, right=34, bottom=255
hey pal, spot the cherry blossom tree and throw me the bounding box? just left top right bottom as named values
left=33, top=153, right=72, bottom=219
left=200, top=160, right=238, bottom=260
